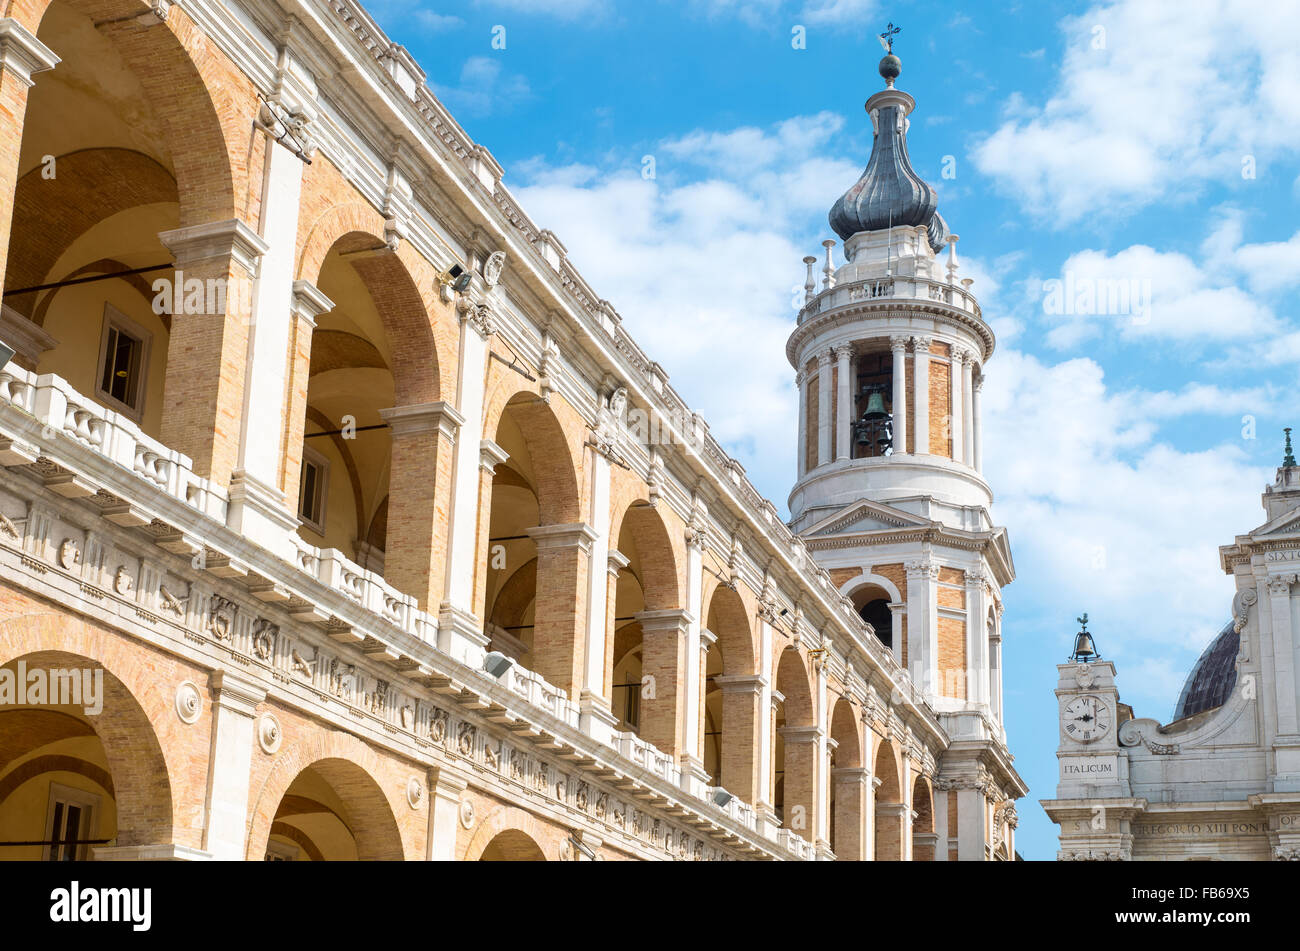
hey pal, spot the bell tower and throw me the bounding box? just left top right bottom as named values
left=788, top=41, right=1015, bottom=768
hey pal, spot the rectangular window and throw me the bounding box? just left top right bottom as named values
left=95, top=304, right=151, bottom=420
left=44, top=783, right=100, bottom=862
left=298, top=445, right=329, bottom=535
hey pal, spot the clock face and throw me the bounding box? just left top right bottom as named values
left=1062, top=695, right=1111, bottom=743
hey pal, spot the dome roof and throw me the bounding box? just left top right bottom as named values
left=1172, top=620, right=1238, bottom=721
left=828, top=84, right=946, bottom=251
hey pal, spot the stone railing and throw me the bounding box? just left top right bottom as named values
left=776, top=827, right=815, bottom=860
left=799, top=276, right=983, bottom=325
left=613, top=730, right=682, bottom=787
left=705, top=786, right=758, bottom=833
left=0, top=367, right=227, bottom=520
left=505, top=664, right=581, bottom=730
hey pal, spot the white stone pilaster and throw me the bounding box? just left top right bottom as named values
left=889, top=336, right=908, bottom=454
left=906, top=559, right=938, bottom=695
left=439, top=304, right=492, bottom=663
left=816, top=350, right=833, bottom=467
left=580, top=447, right=618, bottom=744
left=951, top=349, right=967, bottom=464
left=834, top=344, right=852, bottom=462
left=960, top=352, right=974, bottom=466
left=964, top=569, right=989, bottom=708
left=681, top=527, right=709, bottom=794
left=202, top=670, right=266, bottom=860
left=1269, top=576, right=1298, bottom=737
left=972, top=371, right=983, bottom=473
left=425, top=767, right=468, bottom=861
left=912, top=336, right=931, bottom=455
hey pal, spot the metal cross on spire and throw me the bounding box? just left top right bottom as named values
left=878, top=21, right=901, bottom=54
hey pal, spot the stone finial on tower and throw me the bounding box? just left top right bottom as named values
left=1284, top=427, right=1296, bottom=468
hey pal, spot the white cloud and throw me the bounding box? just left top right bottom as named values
left=983, top=350, right=1272, bottom=715
left=472, top=0, right=610, bottom=20
left=510, top=115, right=860, bottom=497
left=432, top=56, right=532, bottom=117
left=972, top=0, right=1300, bottom=223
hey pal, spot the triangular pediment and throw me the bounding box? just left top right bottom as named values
left=1251, top=504, right=1300, bottom=539
left=800, top=498, right=931, bottom=538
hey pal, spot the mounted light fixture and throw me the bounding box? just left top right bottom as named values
left=0, top=340, right=14, bottom=371
left=437, top=264, right=473, bottom=302
left=483, top=650, right=514, bottom=678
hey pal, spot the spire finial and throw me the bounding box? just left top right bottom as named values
left=1285, top=427, right=1296, bottom=468
left=877, top=22, right=902, bottom=87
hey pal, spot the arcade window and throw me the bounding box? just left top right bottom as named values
left=95, top=304, right=151, bottom=421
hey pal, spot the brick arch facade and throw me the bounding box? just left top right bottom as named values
left=462, top=802, right=556, bottom=861
left=483, top=388, right=582, bottom=526
left=4, top=148, right=177, bottom=312
left=703, top=582, right=757, bottom=676
left=13, top=0, right=251, bottom=226
left=245, top=724, right=419, bottom=861
left=0, top=612, right=191, bottom=849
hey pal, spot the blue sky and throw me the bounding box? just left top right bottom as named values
left=363, top=0, right=1300, bottom=859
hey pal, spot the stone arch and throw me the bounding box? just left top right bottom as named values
left=829, top=698, right=865, bottom=860
left=774, top=648, right=815, bottom=839
left=18, top=0, right=247, bottom=225
left=247, top=730, right=411, bottom=861
left=873, top=738, right=904, bottom=861
left=0, top=612, right=178, bottom=848
left=840, top=573, right=901, bottom=654
left=701, top=582, right=761, bottom=800
left=463, top=803, right=554, bottom=861
left=911, top=775, right=935, bottom=861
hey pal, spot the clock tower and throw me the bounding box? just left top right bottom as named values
left=1044, top=618, right=1145, bottom=860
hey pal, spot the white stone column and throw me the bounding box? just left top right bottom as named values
left=425, top=767, right=468, bottom=861
left=817, top=350, right=833, bottom=466
left=202, top=670, right=266, bottom=859
left=888, top=601, right=906, bottom=669
left=1269, top=576, right=1298, bottom=737
left=796, top=370, right=808, bottom=478
left=227, top=129, right=306, bottom=560
left=972, top=370, right=984, bottom=473
left=834, top=344, right=852, bottom=462
left=756, top=607, right=777, bottom=833
left=956, top=784, right=986, bottom=860
left=964, top=569, right=989, bottom=708
left=580, top=445, right=618, bottom=745
left=439, top=304, right=492, bottom=664
left=867, top=772, right=881, bottom=860
left=950, top=349, right=966, bottom=463
left=934, top=782, right=949, bottom=861
left=912, top=336, right=932, bottom=455
left=906, top=560, right=939, bottom=694
left=680, top=527, right=709, bottom=794
left=890, top=336, right=908, bottom=454
left=991, top=606, right=1004, bottom=725
left=960, top=352, right=975, bottom=466
left=901, top=747, right=914, bottom=861
left=814, top=656, right=831, bottom=851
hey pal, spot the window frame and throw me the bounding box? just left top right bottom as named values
left=297, top=443, right=330, bottom=535
left=94, top=302, right=152, bottom=422
left=43, top=781, right=101, bottom=862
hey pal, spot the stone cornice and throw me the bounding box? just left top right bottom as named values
left=0, top=17, right=60, bottom=86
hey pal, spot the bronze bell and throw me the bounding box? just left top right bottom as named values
left=862, top=389, right=889, bottom=421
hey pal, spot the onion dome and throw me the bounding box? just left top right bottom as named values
left=828, top=53, right=946, bottom=251
left=1172, top=620, right=1238, bottom=720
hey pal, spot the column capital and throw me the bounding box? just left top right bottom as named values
left=457, top=299, right=496, bottom=338
left=526, top=521, right=599, bottom=552
left=290, top=280, right=334, bottom=328
left=480, top=439, right=510, bottom=474
left=607, top=549, right=631, bottom=576
left=953, top=347, right=973, bottom=365
left=889, top=335, right=910, bottom=352
left=379, top=401, right=465, bottom=440
left=911, top=335, right=933, bottom=353
left=208, top=669, right=266, bottom=717
left=713, top=673, right=767, bottom=695
left=832, top=344, right=854, bottom=361
left=0, top=18, right=59, bottom=87
left=778, top=724, right=823, bottom=744
left=427, top=765, right=469, bottom=798
left=817, top=349, right=834, bottom=368
left=158, top=218, right=269, bottom=277
left=633, top=607, right=693, bottom=635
